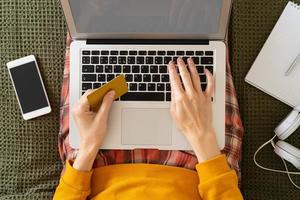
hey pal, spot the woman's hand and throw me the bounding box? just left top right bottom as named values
left=168, top=57, right=221, bottom=163
left=71, top=90, right=115, bottom=171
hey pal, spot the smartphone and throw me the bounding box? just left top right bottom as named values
left=7, top=55, right=51, bottom=120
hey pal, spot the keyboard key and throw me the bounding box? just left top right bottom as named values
left=161, top=74, right=169, bottom=82
left=186, top=51, right=194, bottom=56
left=82, top=65, right=94, bottom=73
left=159, top=66, right=168, bottom=73
left=114, top=65, right=122, bottom=73
left=148, top=51, right=156, bottom=55
left=205, top=51, right=214, bottom=56
left=91, top=56, right=99, bottom=64
left=123, top=65, right=131, bottom=73
left=127, top=57, right=136, bottom=64
left=82, top=83, right=92, bottom=90
left=98, top=74, right=106, bottom=82
left=109, top=56, right=118, bottom=64
left=152, top=74, right=160, bottom=82
left=100, top=56, right=108, bottom=64
left=141, top=65, right=149, bottom=73
left=164, top=57, right=172, bottom=64
left=157, top=51, right=166, bottom=55
left=201, top=84, right=207, bottom=91
left=192, top=57, right=200, bottom=64
left=121, top=92, right=164, bottom=101
left=82, top=56, right=90, bottom=64
left=107, top=74, right=115, bottom=81
left=105, top=65, right=113, bottom=73
left=118, top=56, right=127, bottom=64
left=137, top=57, right=145, bottom=64
left=120, top=51, right=128, bottom=55
left=92, top=50, right=100, bottom=55
left=82, top=91, right=86, bottom=96
left=182, top=56, right=189, bottom=63
left=132, top=65, right=140, bottom=73
left=176, top=51, right=185, bottom=56
left=129, top=83, right=137, bottom=91
left=196, top=66, right=204, bottom=73
left=138, top=83, right=147, bottom=91
left=82, top=74, right=96, bottom=82
left=205, top=66, right=214, bottom=74
left=146, top=57, right=154, bottom=64
left=138, top=50, right=147, bottom=55
left=196, top=51, right=204, bottom=56
left=166, top=92, right=171, bottom=101
left=96, top=65, right=104, bottom=73
left=155, top=57, right=163, bottom=64
left=148, top=83, right=156, bottom=91
left=134, top=74, right=142, bottom=82
left=172, top=56, right=178, bottom=64
left=200, top=74, right=207, bottom=83
left=166, top=83, right=171, bottom=91
left=201, top=57, right=213, bottom=64
left=82, top=50, right=90, bottom=55
left=93, top=83, right=101, bottom=89
left=143, top=74, right=151, bottom=82
left=101, top=50, right=109, bottom=55
left=167, top=51, right=175, bottom=55
left=150, top=65, right=158, bottom=73
left=125, top=74, right=133, bottom=82
left=110, top=50, right=118, bottom=55
left=157, top=83, right=165, bottom=91
left=129, top=51, right=137, bottom=55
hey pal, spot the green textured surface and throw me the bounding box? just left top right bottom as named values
left=230, top=0, right=300, bottom=199
left=0, top=0, right=66, bottom=199
left=1, top=0, right=300, bottom=199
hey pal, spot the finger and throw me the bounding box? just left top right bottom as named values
left=78, top=89, right=95, bottom=112
left=205, top=69, right=214, bottom=98
left=170, top=81, right=176, bottom=114
left=168, top=61, right=183, bottom=95
left=187, top=58, right=202, bottom=93
left=95, top=90, right=115, bottom=121
left=177, top=57, right=194, bottom=94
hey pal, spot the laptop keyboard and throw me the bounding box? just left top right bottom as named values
left=81, top=50, right=214, bottom=101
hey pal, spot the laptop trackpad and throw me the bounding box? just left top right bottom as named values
left=121, top=108, right=172, bottom=145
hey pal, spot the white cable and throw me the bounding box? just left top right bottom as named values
left=253, top=135, right=300, bottom=189
left=281, top=157, right=300, bottom=189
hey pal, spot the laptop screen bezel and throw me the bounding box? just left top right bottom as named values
left=60, top=0, right=232, bottom=40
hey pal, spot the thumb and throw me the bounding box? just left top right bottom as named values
left=96, top=90, right=115, bottom=121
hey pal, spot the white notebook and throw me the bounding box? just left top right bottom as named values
left=245, top=1, right=300, bottom=107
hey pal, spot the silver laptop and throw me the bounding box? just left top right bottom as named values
left=60, top=0, right=231, bottom=150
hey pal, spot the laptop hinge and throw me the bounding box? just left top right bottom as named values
left=86, top=39, right=209, bottom=45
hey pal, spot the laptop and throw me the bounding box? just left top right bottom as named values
left=60, top=0, right=231, bottom=150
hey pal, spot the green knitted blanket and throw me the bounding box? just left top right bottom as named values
left=0, top=0, right=300, bottom=199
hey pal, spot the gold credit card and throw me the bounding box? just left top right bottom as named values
left=87, top=75, right=128, bottom=112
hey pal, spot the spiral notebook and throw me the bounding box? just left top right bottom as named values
left=245, top=1, right=300, bottom=107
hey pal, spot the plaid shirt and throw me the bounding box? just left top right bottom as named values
left=58, top=33, right=244, bottom=182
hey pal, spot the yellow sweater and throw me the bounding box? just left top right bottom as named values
left=53, top=155, right=243, bottom=200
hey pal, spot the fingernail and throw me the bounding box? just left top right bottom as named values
left=108, top=90, right=115, bottom=97
left=169, top=60, right=173, bottom=65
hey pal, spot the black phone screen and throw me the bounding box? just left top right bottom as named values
left=9, top=61, right=49, bottom=114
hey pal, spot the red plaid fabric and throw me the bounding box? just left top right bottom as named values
left=58, top=33, right=244, bottom=181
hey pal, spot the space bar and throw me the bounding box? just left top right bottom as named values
left=120, top=92, right=164, bottom=101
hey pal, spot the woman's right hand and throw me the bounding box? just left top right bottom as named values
left=168, top=57, right=221, bottom=163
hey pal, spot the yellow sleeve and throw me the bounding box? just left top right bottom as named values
left=53, top=160, right=93, bottom=200
left=196, top=155, right=243, bottom=200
